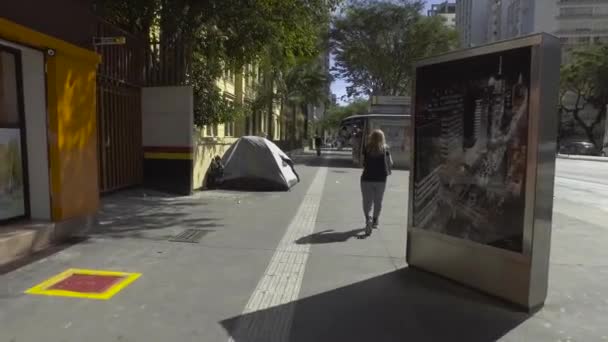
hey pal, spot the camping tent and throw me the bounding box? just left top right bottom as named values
left=219, top=136, right=299, bottom=191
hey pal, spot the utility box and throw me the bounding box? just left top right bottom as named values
left=369, top=96, right=411, bottom=115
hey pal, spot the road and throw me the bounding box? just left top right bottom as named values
left=0, top=152, right=607, bottom=342
left=555, top=158, right=608, bottom=211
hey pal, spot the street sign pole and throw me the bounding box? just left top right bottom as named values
left=92, top=37, right=126, bottom=46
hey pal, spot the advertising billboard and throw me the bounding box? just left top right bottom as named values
left=412, top=47, right=531, bottom=253
left=407, top=34, right=561, bottom=309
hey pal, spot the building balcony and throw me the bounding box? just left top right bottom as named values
left=558, top=0, right=608, bottom=5
left=556, top=29, right=608, bottom=35
left=557, top=14, right=608, bottom=19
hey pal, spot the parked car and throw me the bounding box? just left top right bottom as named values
left=559, top=141, right=605, bottom=156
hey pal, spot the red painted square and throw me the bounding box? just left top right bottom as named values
left=48, top=274, right=125, bottom=293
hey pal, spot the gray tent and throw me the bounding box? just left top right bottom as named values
left=219, top=136, right=299, bottom=191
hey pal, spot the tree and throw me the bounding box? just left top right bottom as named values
left=281, top=59, right=331, bottom=142
left=560, top=45, right=608, bottom=148
left=251, top=2, right=336, bottom=141
left=95, top=0, right=340, bottom=127
left=94, top=0, right=157, bottom=36
left=331, top=1, right=457, bottom=98
left=319, top=99, right=369, bottom=131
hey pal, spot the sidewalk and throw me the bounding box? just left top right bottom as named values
left=0, top=152, right=607, bottom=341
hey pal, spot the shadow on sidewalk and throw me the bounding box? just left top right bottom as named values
left=295, top=229, right=366, bottom=244
left=220, top=268, right=529, bottom=342
left=293, top=153, right=360, bottom=169
left=93, top=188, right=222, bottom=240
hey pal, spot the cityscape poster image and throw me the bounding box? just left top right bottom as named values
left=413, top=47, right=531, bottom=253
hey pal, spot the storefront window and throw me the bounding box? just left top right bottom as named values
left=0, top=48, right=26, bottom=221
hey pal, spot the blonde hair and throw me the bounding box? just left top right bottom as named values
left=366, top=129, right=386, bottom=155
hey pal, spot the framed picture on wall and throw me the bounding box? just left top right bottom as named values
left=0, top=128, right=25, bottom=220
left=1, top=46, right=27, bottom=221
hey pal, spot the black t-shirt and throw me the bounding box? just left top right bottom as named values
left=361, top=149, right=389, bottom=183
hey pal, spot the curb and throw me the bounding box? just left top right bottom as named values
left=0, top=215, right=95, bottom=269
left=557, top=154, right=608, bottom=162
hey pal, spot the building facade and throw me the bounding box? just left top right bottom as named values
left=455, top=0, right=488, bottom=48
left=503, top=1, right=558, bottom=40
left=459, top=0, right=608, bottom=59
left=556, top=0, right=608, bottom=61
left=486, top=0, right=505, bottom=43
left=456, top=1, right=608, bottom=148
left=428, top=1, right=457, bottom=28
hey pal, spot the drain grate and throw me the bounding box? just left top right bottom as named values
left=169, top=229, right=210, bottom=243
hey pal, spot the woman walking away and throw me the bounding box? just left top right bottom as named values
left=361, top=129, right=393, bottom=236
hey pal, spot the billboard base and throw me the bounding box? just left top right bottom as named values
left=407, top=228, right=538, bottom=311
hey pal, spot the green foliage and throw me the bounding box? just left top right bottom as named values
left=283, top=59, right=330, bottom=107
left=94, top=0, right=158, bottom=35
left=283, top=58, right=331, bottom=140
left=190, top=74, right=248, bottom=128
left=95, top=0, right=340, bottom=127
left=319, top=99, right=369, bottom=131
left=331, top=1, right=458, bottom=98
left=560, top=45, right=608, bottom=147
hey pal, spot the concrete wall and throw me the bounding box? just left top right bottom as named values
left=142, top=86, right=194, bottom=195
left=142, top=86, right=194, bottom=150
left=0, top=18, right=101, bottom=224
left=20, top=46, right=49, bottom=220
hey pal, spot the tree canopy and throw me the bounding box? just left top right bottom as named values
left=318, top=99, right=369, bottom=131
left=331, top=0, right=457, bottom=98
left=94, top=0, right=339, bottom=127
left=560, top=45, right=608, bottom=147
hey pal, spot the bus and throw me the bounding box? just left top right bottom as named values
left=340, top=114, right=412, bottom=169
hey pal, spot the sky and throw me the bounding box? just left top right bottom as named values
left=330, top=0, right=445, bottom=104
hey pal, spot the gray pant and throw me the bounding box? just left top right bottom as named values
left=361, top=181, right=387, bottom=220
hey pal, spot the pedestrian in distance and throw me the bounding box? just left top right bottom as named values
left=338, top=126, right=349, bottom=150
left=351, top=126, right=363, bottom=165
left=360, top=129, right=393, bottom=237
left=207, top=155, right=224, bottom=189
left=314, top=134, right=323, bottom=156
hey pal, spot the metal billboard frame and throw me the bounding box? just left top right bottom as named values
left=407, top=33, right=561, bottom=311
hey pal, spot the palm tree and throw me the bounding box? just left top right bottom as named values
left=253, top=41, right=329, bottom=145
left=282, top=59, right=329, bottom=145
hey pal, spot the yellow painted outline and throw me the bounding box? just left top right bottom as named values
left=25, top=268, right=142, bottom=300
